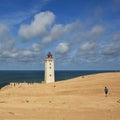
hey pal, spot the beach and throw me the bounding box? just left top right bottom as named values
left=0, top=72, right=120, bottom=120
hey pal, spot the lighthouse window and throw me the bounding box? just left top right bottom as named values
left=49, top=74, right=51, bottom=77
left=49, top=63, right=51, bottom=65
left=50, top=67, right=51, bottom=69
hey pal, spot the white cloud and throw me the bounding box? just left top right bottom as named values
left=80, top=25, right=105, bottom=43
left=42, top=24, right=69, bottom=43
left=112, top=32, right=120, bottom=41
left=1, top=48, right=41, bottom=63
left=80, top=42, right=96, bottom=51
left=19, top=11, right=55, bottom=39
left=103, top=46, right=120, bottom=56
left=55, top=43, right=70, bottom=54
left=0, top=24, right=16, bottom=60
left=19, top=49, right=41, bottom=58
left=2, top=51, right=18, bottom=58
left=42, top=21, right=80, bottom=43
left=89, top=25, right=105, bottom=35
left=22, top=50, right=33, bottom=57
left=0, top=9, right=119, bottom=70
left=77, top=42, right=96, bottom=57
left=0, top=37, right=15, bottom=52
left=0, top=24, right=10, bottom=36
left=32, top=43, right=41, bottom=51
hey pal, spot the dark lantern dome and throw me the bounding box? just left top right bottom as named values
left=47, top=52, right=52, bottom=58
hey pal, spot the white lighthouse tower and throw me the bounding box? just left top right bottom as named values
left=44, top=52, right=55, bottom=83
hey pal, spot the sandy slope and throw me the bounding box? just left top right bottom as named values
left=0, top=72, right=120, bottom=120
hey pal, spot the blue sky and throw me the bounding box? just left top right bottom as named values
left=0, top=0, right=120, bottom=70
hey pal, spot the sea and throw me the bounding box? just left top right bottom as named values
left=0, top=70, right=119, bottom=88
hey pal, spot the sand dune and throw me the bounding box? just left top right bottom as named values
left=0, top=72, right=120, bottom=120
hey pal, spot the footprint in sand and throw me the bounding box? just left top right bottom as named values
left=0, top=101, right=7, bottom=103
left=25, top=100, right=29, bottom=103
left=8, top=112, right=15, bottom=115
left=117, top=99, right=120, bottom=103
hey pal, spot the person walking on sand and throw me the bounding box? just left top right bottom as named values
left=104, top=86, right=109, bottom=97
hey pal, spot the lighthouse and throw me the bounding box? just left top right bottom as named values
left=44, top=52, right=55, bottom=83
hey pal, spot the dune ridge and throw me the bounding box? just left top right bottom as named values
left=0, top=72, right=120, bottom=120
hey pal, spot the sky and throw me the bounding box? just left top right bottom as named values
left=0, top=0, right=120, bottom=70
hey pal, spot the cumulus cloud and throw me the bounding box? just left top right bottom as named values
left=0, top=24, right=16, bottom=56
left=103, top=46, right=120, bottom=56
left=55, top=43, right=70, bottom=54
left=18, top=49, right=43, bottom=64
left=80, top=25, right=105, bottom=43
left=80, top=42, right=96, bottom=51
left=101, top=31, right=120, bottom=58
left=19, top=11, right=55, bottom=39
left=1, top=48, right=41, bottom=65
left=89, top=25, right=105, bottom=35
left=74, top=41, right=100, bottom=62
left=0, top=24, right=10, bottom=36
left=78, top=42, right=96, bottom=56
left=112, top=32, right=120, bottom=41
left=32, top=43, right=41, bottom=51
left=42, top=21, right=80, bottom=43
left=0, top=37, right=16, bottom=55
left=2, top=50, right=18, bottom=58
left=0, top=10, right=119, bottom=70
